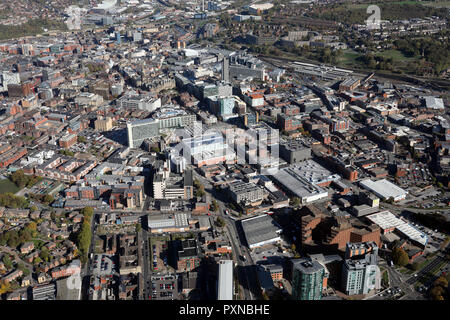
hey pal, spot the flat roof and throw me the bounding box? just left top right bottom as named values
left=217, top=260, right=233, bottom=300
left=366, top=211, right=404, bottom=229
left=271, top=163, right=331, bottom=200
left=292, top=258, right=324, bottom=274
left=56, top=274, right=82, bottom=300
left=367, top=211, right=428, bottom=246
left=359, top=179, right=407, bottom=200
left=241, top=214, right=282, bottom=247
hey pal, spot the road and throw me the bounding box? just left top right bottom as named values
left=80, top=212, right=96, bottom=299
left=192, top=169, right=260, bottom=300
left=142, top=228, right=151, bottom=300
left=368, top=249, right=448, bottom=300
left=379, top=202, right=450, bottom=215
left=405, top=255, right=446, bottom=285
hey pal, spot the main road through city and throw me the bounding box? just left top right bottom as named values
left=193, top=170, right=260, bottom=300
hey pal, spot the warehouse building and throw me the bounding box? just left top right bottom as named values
left=241, top=214, right=282, bottom=249
left=359, top=179, right=408, bottom=202
left=271, top=160, right=340, bottom=204
left=366, top=211, right=428, bottom=247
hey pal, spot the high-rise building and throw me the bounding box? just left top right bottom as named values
left=291, top=259, right=325, bottom=300
left=222, top=57, right=229, bottom=82
left=217, top=260, right=234, bottom=300
left=341, top=242, right=380, bottom=296
left=115, top=31, right=121, bottom=44
left=208, top=96, right=235, bottom=117
left=127, top=118, right=159, bottom=148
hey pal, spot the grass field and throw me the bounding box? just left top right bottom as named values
left=377, top=49, right=416, bottom=62
left=0, top=179, right=20, bottom=194
left=336, top=48, right=419, bottom=73
left=337, top=49, right=365, bottom=68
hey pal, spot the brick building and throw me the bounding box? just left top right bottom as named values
left=59, top=133, right=77, bottom=148
left=177, top=239, right=201, bottom=272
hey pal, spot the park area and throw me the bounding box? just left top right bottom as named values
left=0, top=179, right=20, bottom=194
left=336, top=49, right=419, bottom=74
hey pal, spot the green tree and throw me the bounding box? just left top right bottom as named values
left=40, top=247, right=50, bottom=262
left=291, top=197, right=300, bottom=207
left=43, top=194, right=54, bottom=204
left=76, top=220, right=92, bottom=264
left=33, top=257, right=42, bottom=265
left=19, top=228, right=32, bottom=243
left=135, top=223, right=142, bottom=233
left=17, top=263, right=30, bottom=276
left=215, top=217, right=225, bottom=228
left=411, top=261, right=420, bottom=271
left=195, top=189, right=205, bottom=197
left=9, top=170, right=28, bottom=188
left=150, top=146, right=160, bottom=153
left=392, top=247, right=409, bottom=267
left=6, top=231, right=19, bottom=248
left=433, top=276, right=448, bottom=289
left=80, top=207, right=94, bottom=220
left=59, top=149, right=74, bottom=156
left=0, top=193, right=28, bottom=209
left=211, top=200, right=218, bottom=212
left=2, top=255, right=13, bottom=269
left=382, top=270, right=389, bottom=287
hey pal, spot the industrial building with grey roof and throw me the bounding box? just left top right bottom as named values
left=240, top=214, right=282, bottom=249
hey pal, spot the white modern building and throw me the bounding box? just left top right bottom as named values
left=116, top=93, right=161, bottom=112
left=127, top=118, right=159, bottom=148
left=342, top=245, right=380, bottom=296
left=179, top=132, right=236, bottom=167
left=359, top=179, right=407, bottom=202
left=423, top=96, right=444, bottom=110
left=366, top=211, right=428, bottom=246
left=271, top=160, right=339, bottom=204
left=217, top=260, right=234, bottom=300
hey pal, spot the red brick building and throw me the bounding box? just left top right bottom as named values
left=59, top=133, right=77, bottom=148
